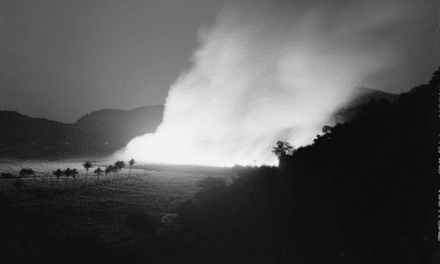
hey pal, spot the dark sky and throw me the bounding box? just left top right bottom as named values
left=0, top=0, right=438, bottom=123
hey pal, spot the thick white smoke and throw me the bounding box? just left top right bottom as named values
left=114, top=1, right=405, bottom=167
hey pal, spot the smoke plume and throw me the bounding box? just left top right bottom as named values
left=114, top=1, right=406, bottom=167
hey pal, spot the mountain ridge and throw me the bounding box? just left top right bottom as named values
left=0, top=105, right=164, bottom=159
left=0, top=87, right=398, bottom=160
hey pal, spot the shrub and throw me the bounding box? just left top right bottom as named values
left=19, top=169, right=35, bottom=178
left=1, top=173, right=14, bottom=179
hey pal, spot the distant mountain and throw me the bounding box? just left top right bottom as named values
left=70, top=105, right=164, bottom=156
left=0, top=110, right=69, bottom=148
left=0, top=87, right=398, bottom=159
left=333, top=87, right=399, bottom=123
left=0, top=105, right=164, bottom=159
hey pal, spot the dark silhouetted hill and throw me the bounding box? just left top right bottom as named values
left=278, top=68, right=438, bottom=263
left=0, top=105, right=164, bottom=159
left=334, top=87, right=399, bottom=123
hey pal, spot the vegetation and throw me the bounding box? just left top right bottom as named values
left=114, top=160, right=126, bottom=171
left=273, top=67, right=439, bottom=263
left=94, top=167, right=103, bottom=181
left=53, top=169, right=64, bottom=182
left=271, top=140, right=295, bottom=158
left=71, top=168, right=79, bottom=179
left=1, top=173, right=14, bottom=179
left=19, top=168, right=35, bottom=178
left=82, top=161, right=92, bottom=179
left=128, top=159, right=136, bottom=177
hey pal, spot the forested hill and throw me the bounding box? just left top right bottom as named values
left=0, top=105, right=164, bottom=159
left=278, top=67, right=439, bottom=263
left=333, top=87, right=399, bottom=123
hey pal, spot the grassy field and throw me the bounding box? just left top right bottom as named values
left=0, top=158, right=235, bottom=263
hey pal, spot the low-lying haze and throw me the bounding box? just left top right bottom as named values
left=115, top=1, right=410, bottom=166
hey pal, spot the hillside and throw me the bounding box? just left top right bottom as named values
left=0, top=105, right=164, bottom=159
left=333, top=87, right=399, bottom=123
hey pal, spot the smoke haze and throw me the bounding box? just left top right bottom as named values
left=114, top=1, right=408, bottom=167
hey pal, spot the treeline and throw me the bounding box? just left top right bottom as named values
left=277, top=67, right=439, bottom=263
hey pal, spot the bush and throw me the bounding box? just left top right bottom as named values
left=1, top=173, right=14, bottom=179
left=19, top=169, right=34, bottom=178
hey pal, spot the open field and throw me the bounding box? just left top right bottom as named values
left=0, top=159, right=236, bottom=263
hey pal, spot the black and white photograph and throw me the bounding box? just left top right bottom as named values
left=0, top=0, right=439, bottom=263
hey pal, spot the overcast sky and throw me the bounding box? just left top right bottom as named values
left=0, top=0, right=438, bottom=123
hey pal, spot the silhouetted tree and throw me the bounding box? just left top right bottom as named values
left=272, top=141, right=295, bottom=158
left=128, top=158, right=136, bottom=177
left=114, top=161, right=126, bottom=176
left=71, top=168, right=78, bottom=179
left=105, top=165, right=117, bottom=180
left=104, top=166, right=111, bottom=178
left=64, top=168, right=72, bottom=177
left=94, top=167, right=103, bottom=181
left=82, top=161, right=92, bottom=180
left=19, top=168, right=34, bottom=178
left=64, top=168, right=72, bottom=187
left=53, top=169, right=64, bottom=182
left=2, top=173, right=14, bottom=179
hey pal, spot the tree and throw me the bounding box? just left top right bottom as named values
left=82, top=161, right=92, bottom=179
left=128, top=159, right=136, bottom=177
left=2, top=173, right=14, bottom=179
left=64, top=168, right=72, bottom=187
left=64, top=168, right=72, bottom=178
left=111, top=165, right=118, bottom=178
left=104, top=166, right=111, bottom=178
left=71, top=169, right=78, bottom=178
left=53, top=169, right=64, bottom=182
left=19, top=168, right=35, bottom=178
left=105, top=165, right=117, bottom=180
left=272, top=141, right=295, bottom=158
left=114, top=161, right=126, bottom=173
left=94, top=167, right=103, bottom=181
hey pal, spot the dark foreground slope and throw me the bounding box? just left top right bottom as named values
left=277, top=68, right=439, bottom=263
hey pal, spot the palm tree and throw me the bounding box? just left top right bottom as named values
left=105, top=166, right=111, bottom=179
left=64, top=168, right=72, bottom=188
left=53, top=169, right=64, bottom=183
left=108, top=165, right=117, bottom=179
left=71, top=168, right=79, bottom=187
left=94, top=167, right=103, bottom=182
left=128, top=159, right=136, bottom=177
left=114, top=161, right=126, bottom=178
left=82, top=161, right=92, bottom=180
left=71, top=168, right=78, bottom=178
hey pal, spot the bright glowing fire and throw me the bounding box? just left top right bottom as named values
left=113, top=1, right=405, bottom=167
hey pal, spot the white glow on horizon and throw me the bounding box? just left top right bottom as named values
left=113, top=2, right=405, bottom=167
